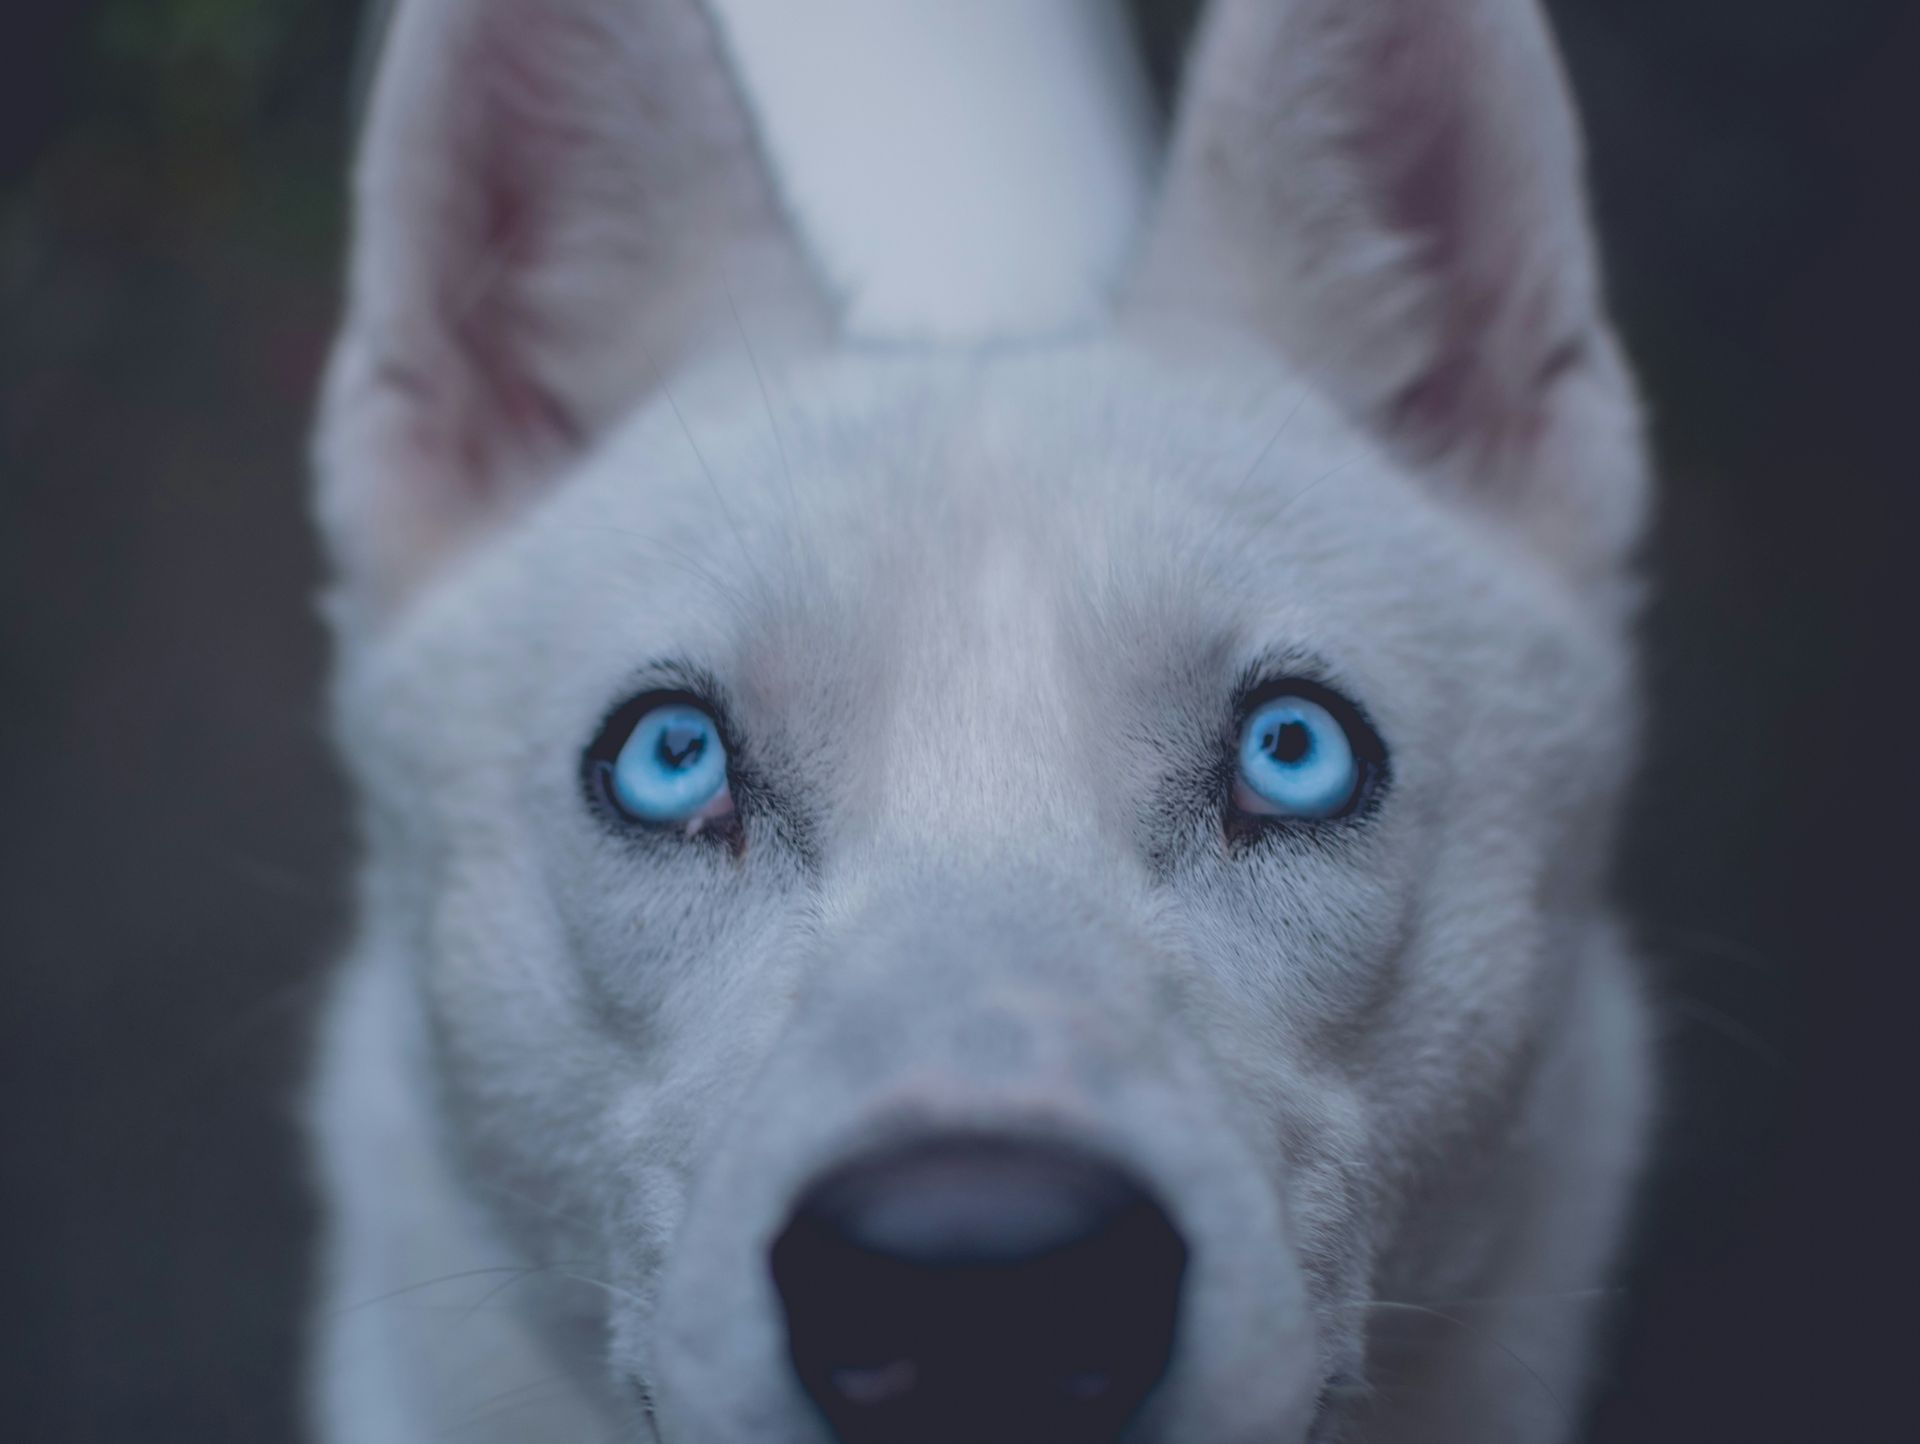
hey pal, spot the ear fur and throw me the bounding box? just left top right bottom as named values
left=1130, top=0, right=1648, bottom=589
left=315, top=0, right=827, bottom=627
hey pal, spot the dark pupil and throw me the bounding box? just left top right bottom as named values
left=1264, top=719, right=1313, bottom=765
left=656, top=723, right=707, bottom=772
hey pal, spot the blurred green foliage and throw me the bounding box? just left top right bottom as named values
left=94, top=0, right=325, bottom=135
left=10, top=0, right=361, bottom=258
left=99, top=0, right=296, bottom=78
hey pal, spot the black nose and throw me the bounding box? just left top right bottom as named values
left=770, top=1135, right=1187, bottom=1444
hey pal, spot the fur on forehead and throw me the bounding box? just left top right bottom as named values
left=341, top=341, right=1614, bottom=746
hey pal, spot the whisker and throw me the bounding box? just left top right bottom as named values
left=724, top=280, right=811, bottom=578
left=561, top=525, right=760, bottom=633
left=331, top=1264, right=590, bottom=1319
left=209, top=968, right=335, bottom=1050
left=1659, top=993, right=1782, bottom=1068
left=1641, top=923, right=1779, bottom=974
left=629, top=328, right=771, bottom=604
left=1226, top=385, right=1311, bottom=511
left=472, top=1179, right=597, bottom=1234
left=1330, top=1298, right=1573, bottom=1428
left=457, top=1262, right=577, bottom=1324
left=1263, top=452, right=1364, bottom=528
left=555, top=1269, right=650, bottom=1309
left=439, top=1374, right=573, bottom=1437
left=1364, top=1285, right=1621, bottom=1309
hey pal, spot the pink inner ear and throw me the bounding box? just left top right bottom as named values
left=1128, top=0, right=1645, bottom=586
left=435, top=11, right=602, bottom=485
left=457, top=151, right=583, bottom=471
left=1347, top=8, right=1584, bottom=463
left=320, top=0, right=834, bottom=626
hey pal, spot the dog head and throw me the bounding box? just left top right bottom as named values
left=316, top=2, right=1649, bottom=1440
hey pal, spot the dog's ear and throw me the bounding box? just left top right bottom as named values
left=315, top=0, right=827, bottom=627
left=1129, top=0, right=1646, bottom=587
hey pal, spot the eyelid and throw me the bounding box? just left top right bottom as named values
left=590, top=657, right=741, bottom=758
left=1236, top=672, right=1385, bottom=749
left=1236, top=667, right=1344, bottom=718
left=613, top=659, right=733, bottom=728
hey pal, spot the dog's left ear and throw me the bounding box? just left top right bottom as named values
left=315, top=0, right=829, bottom=631
left=1129, top=0, right=1647, bottom=590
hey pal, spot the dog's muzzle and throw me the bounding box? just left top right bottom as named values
left=770, top=1133, right=1188, bottom=1444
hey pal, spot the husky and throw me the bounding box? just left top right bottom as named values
left=307, top=1, right=1655, bottom=1440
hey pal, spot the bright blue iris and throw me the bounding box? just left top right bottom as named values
left=610, top=703, right=728, bottom=823
left=1237, top=694, right=1360, bottom=819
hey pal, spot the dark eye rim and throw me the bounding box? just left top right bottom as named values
left=1224, top=674, right=1390, bottom=837
left=582, top=686, right=744, bottom=846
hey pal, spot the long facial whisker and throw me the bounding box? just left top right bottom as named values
left=1329, top=1298, right=1574, bottom=1427
left=724, top=277, right=814, bottom=582
left=1263, top=452, right=1363, bottom=529
left=1344, top=1286, right=1623, bottom=1309
left=330, top=1264, right=595, bottom=1319
left=627, top=324, right=772, bottom=605
left=554, top=1269, right=650, bottom=1309
left=1638, top=923, right=1779, bottom=974
left=1226, top=384, right=1312, bottom=512
left=439, top=1375, right=574, bottom=1438
left=1657, top=992, right=1782, bottom=1068
left=453, top=1260, right=604, bottom=1325
left=562, top=525, right=761, bottom=634
left=472, top=1179, right=599, bottom=1235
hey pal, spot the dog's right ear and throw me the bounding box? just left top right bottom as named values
left=315, top=0, right=827, bottom=631
left=1128, top=0, right=1647, bottom=594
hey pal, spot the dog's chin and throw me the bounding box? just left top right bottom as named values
left=625, top=1371, right=1331, bottom=1444
left=630, top=1409, right=1324, bottom=1444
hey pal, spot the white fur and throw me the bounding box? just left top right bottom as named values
left=308, top=3, right=1655, bottom=1441
left=707, top=0, right=1154, bottom=340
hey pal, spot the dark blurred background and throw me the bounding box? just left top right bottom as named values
left=2, top=1, right=1912, bottom=1439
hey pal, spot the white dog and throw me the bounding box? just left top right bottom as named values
left=307, top=2, right=1654, bottom=1440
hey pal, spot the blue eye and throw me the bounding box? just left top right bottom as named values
left=600, top=700, right=731, bottom=825
left=1234, top=691, right=1367, bottom=820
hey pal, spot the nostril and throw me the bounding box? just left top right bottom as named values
left=770, top=1135, right=1187, bottom=1444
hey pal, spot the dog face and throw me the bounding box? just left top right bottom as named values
left=316, top=3, right=1651, bottom=1441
